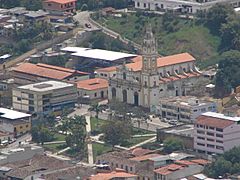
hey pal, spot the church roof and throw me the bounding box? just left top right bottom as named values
left=127, top=53, right=195, bottom=72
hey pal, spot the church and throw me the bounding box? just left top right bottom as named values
left=108, top=25, right=203, bottom=110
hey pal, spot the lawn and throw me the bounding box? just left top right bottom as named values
left=43, top=143, right=67, bottom=153
left=93, top=143, right=112, bottom=160
left=53, top=133, right=66, bottom=141
left=132, top=127, right=154, bottom=135
left=121, top=136, right=155, bottom=148
left=90, top=117, right=109, bottom=132
left=94, top=13, right=221, bottom=67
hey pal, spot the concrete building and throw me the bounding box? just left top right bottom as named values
left=76, top=78, right=109, bottom=99
left=42, top=0, right=77, bottom=15
left=109, top=25, right=203, bottom=109
left=0, top=108, right=31, bottom=137
left=23, top=10, right=49, bottom=24
left=194, top=112, right=240, bottom=154
left=12, top=63, right=89, bottom=86
left=12, top=80, right=77, bottom=118
left=155, top=96, right=217, bottom=123
left=154, top=160, right=209, bottom=180
left=133, top=0, right=240, bottom=14
left=95, top=66, right=117, bottom=80
left=0, top=131, right=13, bottom=144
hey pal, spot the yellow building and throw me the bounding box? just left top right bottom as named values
left=0, top=108, right=31, bottom=137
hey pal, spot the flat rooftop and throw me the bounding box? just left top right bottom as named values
left=202, top=112, right=240, bottom=122
left=161, top=124, right=194, bottom=137
left=17, top=80, right=74, bottom=92
left=61, top=47, right=137, bottom=61
left=0, top=108, right=31, bottom=120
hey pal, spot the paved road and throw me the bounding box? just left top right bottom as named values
left=7, top=133, right=31, bottom=148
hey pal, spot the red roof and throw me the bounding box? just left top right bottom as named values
left=89, top=170, right=137, bottom=180
left=154, top=164, right=184, bottom=175
left=191, top=159, right=211, bottom=165
left=76, top=78, right=108, bottom=91
left=127, top=53, right=195, bottom=72
left=175, top=160, right=196, bottom=166
left=196, top=115, right=235, bottom=129
left=96, top=66, right=117, bottom=73
left=131, top=147, right=154, bottom=157
left=13, top=63, right=88, bottom=80
left=129, top=153, right=160, bottom=161
left=45, top=0, right=76, bottom=4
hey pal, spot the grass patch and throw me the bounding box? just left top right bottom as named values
left=43, top=143, right=67, bottom=153
left=121, top=136, right=155, bottom=148
left=93, top=143, right=112, bottom=160
left=132, top=127, right=154, bottom=135
left=53, top=133, right=66, bottom=141
left=90, top=117, right=107, bottom=131
left=95, top=13, right=221, bottom=67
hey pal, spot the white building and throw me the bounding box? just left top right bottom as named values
left=194, top=112, right=240, bottom=154
left=133, top=0, right=240, bottom=13
left=155, top=96, right=217, bottom=123
left=109, top=25, right=203, bottom=109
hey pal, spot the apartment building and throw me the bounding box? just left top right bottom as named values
left=0, top=108, right=31, bottom=137
left=194, top=112, right=240, bottom=154
left=133, top=0, right=240, bottom=14
left=42, top=0, right=77, bottom=15
left=155, top=96, right=217, bottom=123
left=12, top=81, right=77, bottom=118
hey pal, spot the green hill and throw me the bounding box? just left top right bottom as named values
left=94, top=13, right=221, bottom=67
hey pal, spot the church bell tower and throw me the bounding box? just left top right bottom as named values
left=142, top=24, right=158, bottom=74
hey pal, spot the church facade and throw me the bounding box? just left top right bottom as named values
left=108, top=25, right=203, bottom=110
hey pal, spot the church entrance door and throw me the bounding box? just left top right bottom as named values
left=123, top=90, right=127, bottom=102
left=134, top=92, right=139, bottom=106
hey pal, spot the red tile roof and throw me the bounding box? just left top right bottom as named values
left=196, top=115, right=235, bottom=129
left=13, top=63, right=88, bottom=80
left=154, top=164, right=184, bottom=175
left=127, top=53, right=195, bottom=72
left=45, top=0, right=76, bottom=4
left=191, top=159, right=211, bottom=165
left=131, top=147, right=154, bottom=157
left=89, top=170, right=137, bottom=180
left=129, top=153, right=160, bottom=162
left=175, top=160, right=196, bottom=166
left=96, top=66, right=117, bottom=73
left=76, top=78, right=108, bottom=91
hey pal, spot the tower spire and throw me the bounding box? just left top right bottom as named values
left=142, top=24, right=158, bottom=73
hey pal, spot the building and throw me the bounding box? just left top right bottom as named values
left=155, top=96, right=217, bottom=123
left=76, top=78, right=109, bottom=99
left=133, top=0, right=240, bottom=14
left=61, top=47, right=137, bottom=73
left=89, top=169, right=138, bottom=180
left=23, top=10, right=49, bottom=24
left=12, top=80, right=77, bottom=118
left=154, top=160, right=210, bottom=180
left=0, top=108, right=31, bottom=137
left=0, top=131, right=13, bottom=144
left=11, top=63, right=89, bottom=85
left=0, top=78, right=15, bottom=107
left=157, top=124, right=194, bottom=149
left=194, top=112, right=240, bottom=154
left=42, top=0, right=77, bottom=15
left=0, top=154, right=70, bottom=180
left=0, top=145, right=44, bottom=165
left=109, top=25, right=203, bottom=109
left=222, top=105, right=240, bottom=117
left=95, top=66, right=117, bottom=80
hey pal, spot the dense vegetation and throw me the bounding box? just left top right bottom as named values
left=0, top=0, right=42, bottom=10
left=204, top=147, right=240, bottom=178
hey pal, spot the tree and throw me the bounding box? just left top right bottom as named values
left=31, top=125, right=54, bottom=145
left=61, top=115, right=87, bottom=155
left=205, top=4, right=234, bottom=35
left=163, top=137, right=184, bottom=153
left=102, top=120, right=132, bottom=147
left=215, top=50, right=240, bottom=97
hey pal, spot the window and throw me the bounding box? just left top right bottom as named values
left=29, top=94, right=34, bottom=98
left=154, top=81, right=156, bottom=86
left=197, top=130, right=204, bottom=134
left=144, top=3, right=146, bottom=7
left=29, top=100, right=34, bottom=105
left=130, top=167, right=133, bottom=171
left=29, top=106, right=35, bottom=112
left=197, top=143, right=205, bottom=146
left=137, top=2, right=140, bottom=7
left=123, top=72, right=126, bottom=80
left=216, top=134, right=223, bottom=138
left=17, top=97, right=21, bottom=101
left=216, top=128, right=223, bottom=132
left=207, top=144, right=214, bottom=148
left=207, top=138, right=214, bottom=142
left=207, top=132, right=214, bottom=136
left=26, top=125, right=29, bottom=128
left=144, top=81, right=147, bottom=86
left=121, top=164, right=123, bottom=169
left=20, top=126, right=22, bottom=129
left=125, top=166, right=128, bottom=172
left=216, top=140, right=223, bottom=143
left=216, top=146, right=224, bottom=150
left=193, top=109, right=198, bottom=112
left=197, top=136, right=205, bottom=140
left=209, top=126, right=214, bottom=130
left=94, top=93, right=97, bottom=97
left=48, top=3, right=52, bottom=6
left=116, top=163, right=118, bottom=168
